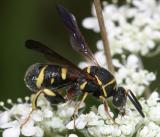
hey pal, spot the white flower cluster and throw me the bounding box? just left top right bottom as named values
left=138, top=92, right=160, bottom=137
left=113, top=54, right=156, bottom=96
left=66, top=92, right=160, bottom=137
left=0, top=96, right=84, bottom=137
left=82, top=0, right=160, bottom=56
left=1, top=91, right=159, bottom=137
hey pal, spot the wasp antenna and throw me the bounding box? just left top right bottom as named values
left=128, top=90, right=142, bottom=110
left=128, top=93, right=145, bottom=118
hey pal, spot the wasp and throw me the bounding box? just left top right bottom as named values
left=24, top=5, right=145, bottom=124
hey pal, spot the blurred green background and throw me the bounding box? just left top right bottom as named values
left=0, top=0, right=159, bottom=103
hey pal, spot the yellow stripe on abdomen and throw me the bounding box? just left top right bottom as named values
left=36, top=65, right=47, bottom=88
left=86, top=67, right=91, bottom=74
left=51, top=78, right=55, bottom=84
left=61, top=68, right=67, bottom=80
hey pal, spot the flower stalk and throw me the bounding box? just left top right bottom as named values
left=93, top=0, right=115, bottom=74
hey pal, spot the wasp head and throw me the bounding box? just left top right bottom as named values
left=112, top=87, right=127, bottom=114
left=112, top=87, right=145, bottom=117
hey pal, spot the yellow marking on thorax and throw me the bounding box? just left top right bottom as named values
left=95, top=75, right=107, bottom=97
left=43, top=89, right=56, bottom=96
left=103, top=79, right=116, bottom=88
left=80, top=81, right=87, bottom=90
left=61, top=68, right=67, bottom=80
left=102, top=79, right=116, bottom=97
left=101, top=79, right=116, bottom=97
left=86, top=67, right=91, bottom=74
left=95, top=75, right=102, bottom=85
left=36, top=65, right=47, bottom=88
left=102, top=86, right=107, bottom=97
left=51, top=78, right=54, bottom=84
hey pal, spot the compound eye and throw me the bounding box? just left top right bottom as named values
left=113, top=95, right=126, bottom=108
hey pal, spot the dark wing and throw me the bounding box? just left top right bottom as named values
left=25, top=40, right=80, bottom=71
left=57, top=5, right=99, bottom=66
left=25, top=39, right=95, bottom=81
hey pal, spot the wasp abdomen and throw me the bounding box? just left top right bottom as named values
left=24, top=63, right=78, bottom=92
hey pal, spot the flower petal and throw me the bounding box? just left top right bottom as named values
left=3, top=127, right=20, bottom=137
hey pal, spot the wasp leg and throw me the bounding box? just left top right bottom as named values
left=65, top=88, right=76, bottom=101
left=20, top=90, right=43, bottom=128
left=65, top=83, right=81, bottom=101
left=99, top=96, right=117, bottom=124
left=73, top=92, right=88, bottom=129
left=43, top=89, right=65, bottom=104
left=21, top=89, right=59, bottom=128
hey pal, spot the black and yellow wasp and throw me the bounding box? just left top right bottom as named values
left=24, top=5, right=145, bottom=122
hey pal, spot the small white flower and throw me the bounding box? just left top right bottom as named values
left=21, top=121, right=37, bottom=136
left=34, top=126, right=44, bottom=137
left=147, top=91, right=159, bottom=106
left=32, top=110, right=43, bottom=122
left=95, top=51, right=106, bottom=67
left=138, top=122, right=160, bottom=137
left=57, top=102, right=75, bottom=118
left=66, top=114, right=87, bottom=129
left=68, top=134, right=78, bottom=137
left=82, top=17, right=99, bottom=32
left=43, top=108, right=53, bottom=118
left=47, top=117, right=65, bottom=129
left=3, top=127, right=20, bottom=137
left=0, top=111, right=10, bottom=126
left=0, top=120, right=19, bottom=129
left=10, top=103, right=31, bottom=116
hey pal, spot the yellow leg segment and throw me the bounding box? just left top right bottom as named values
left=21, top=90, right=43, bottom=128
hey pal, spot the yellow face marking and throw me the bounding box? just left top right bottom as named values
left=61, top=68, right=67, bottom=80
left=51, top=78, right=54, bottom=84
left=43, top=89, right=56, bottom=96
left=80, top=81, right=87, bottom=90
left=103, top=79, right=116, bottom=88
left=36, top=65, right=47, bottom=88
left=86, top=67, right=91, bottom=74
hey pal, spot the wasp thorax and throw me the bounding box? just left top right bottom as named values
left=112, top=87, right=127, bottom=108
left=24, top=63, right=44, bottom=91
